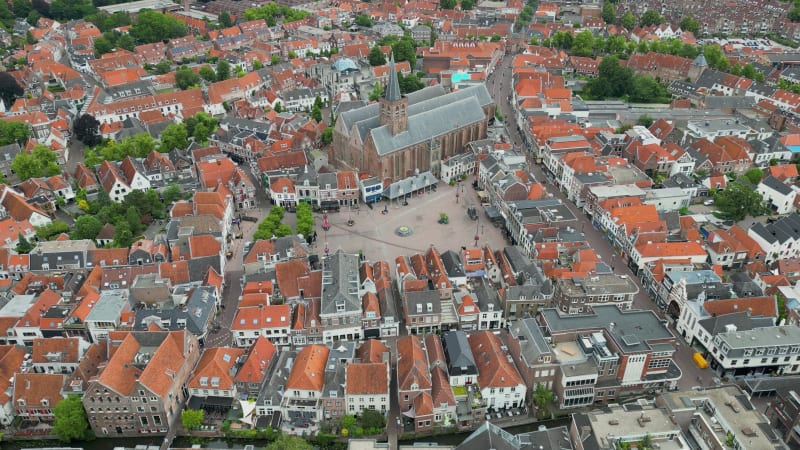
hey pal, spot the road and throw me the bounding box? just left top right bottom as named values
left=487, top=51, right=710, bottom=390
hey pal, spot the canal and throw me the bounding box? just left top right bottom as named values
left=0, top=418, right=571, bottom=450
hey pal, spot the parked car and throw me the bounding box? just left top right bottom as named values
left=703, top=199, right=714, bottom=206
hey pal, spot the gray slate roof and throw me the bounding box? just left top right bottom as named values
left=320, top=250, right=361, bottom=316
left=441, top=330, right=477, bottom=376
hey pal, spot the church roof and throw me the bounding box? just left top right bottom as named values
left=386, top=54, right=402, bottom=102
left=341, top=84, right=493, bottom=157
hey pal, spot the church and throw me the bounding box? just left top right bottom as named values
left=332, top=57, right=495, bottom=183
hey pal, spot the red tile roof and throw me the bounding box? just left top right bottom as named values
left=345, top=362, right=388, bottom=395
left=469, top=330, right=524, bottom=388
left=702, top=296, right=777, bottom=318
left=286, top=344, right=329, bottom=392
left=187, top=347, right=245, bottom=390
left=235, top=336, right=277, bottom=385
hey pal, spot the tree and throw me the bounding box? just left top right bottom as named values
left=184, top=112, right=218, bottom=144
left=714, top=181, right=766, bottom=221
left=621, top=11, right=635, bottom=30
left=13, top=0, right=32, bottom=18
left=163, top=184, right=183, bottom=204
left=533, top=383, right=554, bottom=419
left=601, top=2, right=616, bottom=24
left=629, top=76, right=667, bottom=103
left=12, top=145, right=60, bottom=181
left=679, top=16, right=699, bottom=34
left=460, top=0, right=473, bottom=10
left=130, top=10, right=187, bottom=44
left=198, top=65, right=216, bottom=82
left=0, top=121, right=31, bottom=146
left=296, top=202, right=314, bottom=238
left=243, top=3, right=309, bottom=26
left=36, top=220, right=70, bottom=241
left=175, top=66, right=200, bottom=90
left=571, top=29, right=594, bottom=56
left=743, top=167, right=763, bottom=184
left=341, top=415, right=357, bottom=429
left=392, top=38, right=417, bottom=68
left=359, top=409, right=386, bottom=429
left=702, top=44, right=729, bottom=71
left=252, top=59, right=263, bottom=70
left=368, top=45, right=386, bottom=66
left=0, top=72, right=24, bottom=109
left=218, top=11, right=232, bottom=28
left=588, top=55, right=632, bottom=98
left=398, top=72, right=425, bottom=94
left=160, top=123, right=189, bottom=152
left=637, top=114, right=654, bottom=127
left=49, top=0, right=93, bottom=21
left=310, top=102, right=322, bottom=123
left=354, top=14, right=372, bottom=27
left=216, top=60, right=231, bottom=81
left=112, top=220, right=134, bottom=247
left=639, top=9, right=664, bottom=26
left=369, top=82, right=383, bottom=102
left=321, top=127, right=333, bottom=145
left=440, top=0, right=456, bottom=8
left=15, top=233, right=34, bottom=254
left=73, top=215, right=103, bottom=240
left=53, top=395, right=89, bottom=442
left=73, top=114, right=102, bottom=147
left=266, top=434, right=313, bottom=450
left=181, top=409, right=204, bottom=430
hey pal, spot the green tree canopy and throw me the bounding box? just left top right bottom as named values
left=460, top=0, right=473, bottom=10
left=181, top=409, right=204, bottom=429
left=11, top=145, right=61, bottom=181
left=265, top=434, right=313, bottom=450
left=571, top=29, right=594, bottom=56
left=53, top=395, right=89, bottom=442
left=743, top=167, right=763, bottom=184
left=440, top=0, right=456, bottom=8
left=398, top=72, right=425, bottom=94
left=73, top=114, right=102, bottom=146
left=533, top=383, right=554, bottom=420
left=714, top=181, right=766, bottom=221
left=588, top=55, right=632, bottom=98
left=15, top=233, right=34, bottom=254
left=160, top=123, right=189, bottom=152
left=243, top=3, right=309, bottom=26
left=679, top=16, right=699, bottom=34
left=218, top=11, right=232, bottom=28
left=368, top=45, right=386, bottom=66
left=130, top=10, right=187, bottom=44
left=354, top=14, right=372, bottom=27
left=73, top=215, right=103, bottom=240
left=184, top=112, right=219, bottom=144
left=392, top=38, right=417, bottom=68
left=49, top=0, right=94, bottom=21
left=621, top=11, right=635, bottom=30
left=601, top=2, right=616, bottom=24
left=639, top=9, right=664, bottom=26
left=216, top=59, right=231, bottom=81
left=198, top=65, right=216, bottom=82
left=175, top=66, right=200, bottom=90
left=0, top=121, right=31, bottom=146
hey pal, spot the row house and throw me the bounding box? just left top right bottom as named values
left=758, top=176, right=798, bottom=215
left=396, top=335, right=434, bottom=432
left=320, top=251, right=363, bottom=343
left=469, top=330, right=526, bottom=410
left=234, top=336, right=277, bottom=398
left=675, top=296, right=777, bottom=352
left=13, top=372, right=65, bottom=428
left=30, top=336, right=90, bottom=374
left=629, top=241, right=709, bottom=273
left=280, top=344, right=329, bottom=426
left=186, top=347, right=246, bottom=409
left=705, top=324, right=800, bottom=378
left=231, top=304, right=292, bottom=347
left=0, top=345, right=26, bottom=426
left=552, top=274, right=640, bottom=314
left=344, top=361, right=390, bottom=415
left=539, top=305, right=681, bottom=408
left=502, top=318, right=558, bottom=401
left=0, top=185, right=52, bottom=228
left=242, top=236, right=308, bottom=276
left=82, top=330, right=200, bottom=436
left=86, top=88, right=205, bottom=125
left=749, top=213, right=800, bottom=264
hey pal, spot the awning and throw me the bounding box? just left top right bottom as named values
left=484, top=205, right=501, bottom=219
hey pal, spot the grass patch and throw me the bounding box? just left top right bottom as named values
left=452, top=386, right=467, bottom=396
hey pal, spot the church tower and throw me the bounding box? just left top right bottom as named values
left=379, top=54, right=408, bottom=136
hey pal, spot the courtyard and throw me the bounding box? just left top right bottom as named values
left=312, top=177, right=509, bottom=263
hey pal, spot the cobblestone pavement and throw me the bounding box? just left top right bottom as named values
left=312, top=177, right=507, bottom=262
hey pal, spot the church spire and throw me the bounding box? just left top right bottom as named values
left=386, top=53, right=402, bottom=102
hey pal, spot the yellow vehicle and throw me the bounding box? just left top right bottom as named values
left=693, top=352, right=709, bottom=369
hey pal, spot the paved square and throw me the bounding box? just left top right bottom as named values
left=313, top=177, right=509, bottom=262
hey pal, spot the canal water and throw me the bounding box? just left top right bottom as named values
left=0, top=417, right=570, bottom=450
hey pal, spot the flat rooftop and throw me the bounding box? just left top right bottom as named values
left=660, top=385, right=783, bottom=450
left=99, top=0, right=179, bottom=13
left=588, top=406, right=681, bottom=449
